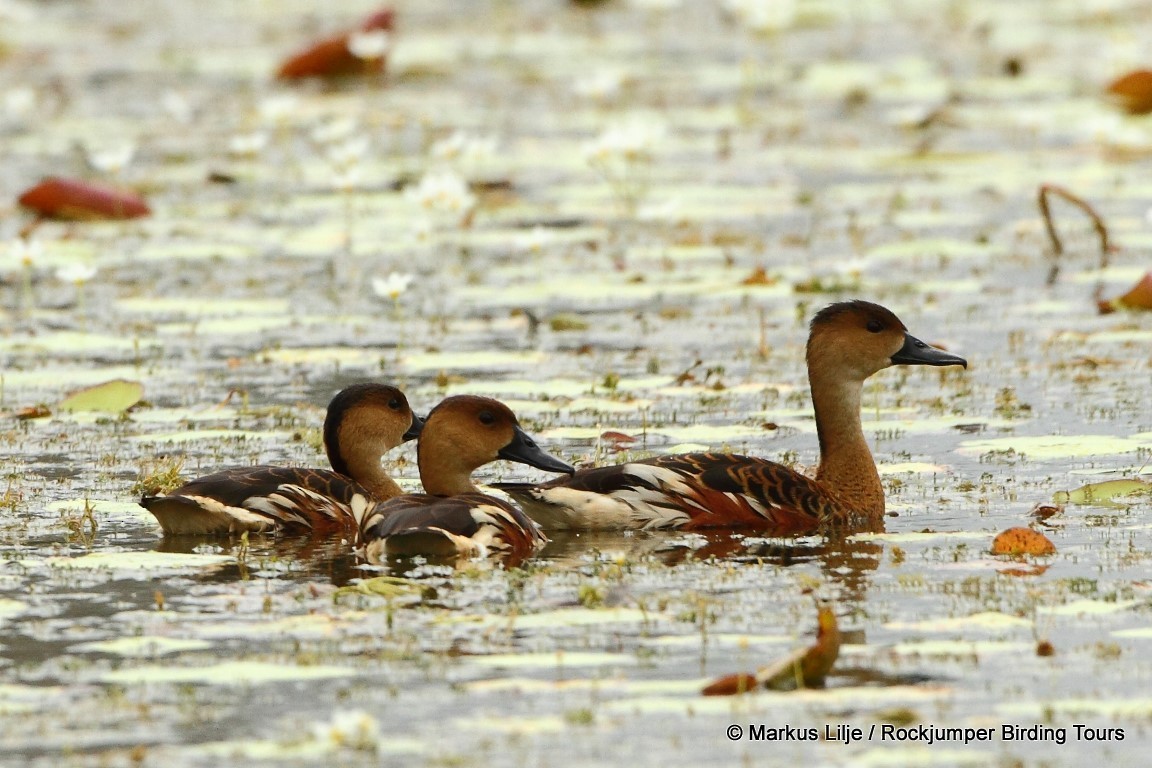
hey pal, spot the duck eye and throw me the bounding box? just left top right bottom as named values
left=478, top=411, right=495, bottom=426
left=866, top=319, right=883, bottom=333
left=388, top=397, right=401, bottom=410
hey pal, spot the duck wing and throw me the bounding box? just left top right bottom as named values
left=140, top=466, right=371, bottom=536
left=494, top=453, right=849, bottom=533
left=359, top=493, right=547, bottom=562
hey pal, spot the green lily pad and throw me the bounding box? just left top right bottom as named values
left=58, top=379, right=144, bottom=413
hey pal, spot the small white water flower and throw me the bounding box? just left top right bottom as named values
left=85, top=141, right=136, bottom=173
left=409, top=217, right=434, bottom=244
left=637, top=197, right=682, bottom=223
left=629, top=0, right=682, bottom=10
left=325, top=135, right=371, bottom=168
left=3, top=87, right=36, bottom=118
left=8, top=237, right=42, bottom=267
left=55, top=263, right=98, bottom=285
left=517, top=225, right=554, bottom=254
left=228, top=131, right=269, bottom=157
left=311, top=709, right=381, bottom=753
left=347, top=29, right=391, bottom=60
left=430, top=131, right=497, bottom=166
left=584, top=117, right=667, bottom=165
left=331, top=166, right=363, bottom=192
left=258, top=94, right=299, bottom=126
left=371, top=271, right=415, bottom=300
left=724, top=0, right=797, bottom=34
left=311, top=117, right=359, bottom=146
left=573, top=70, right=625, bottom=101
left=161, top=90, right=193, bottom=124
left=404, top=170, right=476, bottom=216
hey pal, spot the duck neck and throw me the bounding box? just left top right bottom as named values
left=417, top=441, right=481, bottom=497
left=339, top=449, right=404, bottom=500
left=810, top=373, right=884, bottom=518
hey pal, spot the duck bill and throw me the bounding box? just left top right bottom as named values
left=891, top=333, right=968, bottom=368
left=403, top=413, right=425, bottom=442
left=499, top=426, right=575, bottom=475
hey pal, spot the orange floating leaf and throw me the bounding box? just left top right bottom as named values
left=990, top=527, right=1056, bottom=556
left=1098, top=271, right=1152, bottom=314
left=276, top=8, right=395, bottom=80
left=702, top=673, right=758, bottom=696
left=1106, top=69, right=1152, bottom=115
left=18, top=177, right=150, bottom=220
left=701, top=600, right=840, bottom=695
left=740, top=266, right=777, bottom=286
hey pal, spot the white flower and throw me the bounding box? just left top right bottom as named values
left=517, top=225, right=553, bottom=254
left=161, top=90, right=193, bottom=124
left=637, top=197, right=682, bottom=222
left=347, top=29, right=391, bottom=60
left=584, top=117, right=667, bottom=165
left=8, top=238, right=42, bottom=267
left=3, top=87, right=36, bottom=118
left=724, top=0, right=797, bottom=33
left=371, top=271, right=415, bottom=300
left=228, top=132, right=269, bottom=157
left=325, top=136, right=371, bottom=168
left=404, top=170, right=476, bottom=216
left=331, top=166, right=363, bottom=191
left=429, top=131, right=497, bottom=165
left=85, top=142, right=136, bottom=173
left=258, top=94, right=299, bottom=125
left=409, top=217, right=434, bottom=243
left=311, top=709, right=381, bottom=752
left=55, top=263, right=98, bottom=284
left=311, top=117, right=359, bottom=146
left=629, top=0, right=682, bottom=9
left=573, top=70, right=625, bottom=101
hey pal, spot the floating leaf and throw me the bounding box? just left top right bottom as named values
left=1106, top=69, right=1152, bottom=115
left=58, top=379, right=143, bottom=413
left=1098, top=272, right=1152, bottom=314
left=277, top=9, right=395, bottom=80
left=1053, top=478, right=1151, bottom=507
left=18, top=177, right=150, bottom=220
left=702, top=601, right=840, bottom=695
left=740, top=266, right=777, bottom=286
left=990, top=527, right=1056, bottom=556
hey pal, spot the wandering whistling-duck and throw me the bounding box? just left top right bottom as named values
left=140, top=383, right=422, bottom=536
left=494, top=300, right=967, bottom=533
left=357, top=395, right=573, bottom=562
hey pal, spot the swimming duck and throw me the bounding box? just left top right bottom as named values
left=358, top=395, right=574, bottom=562
left=140, top=383, right=422, bottom=536
left=494, top=301, right=967, bottom=533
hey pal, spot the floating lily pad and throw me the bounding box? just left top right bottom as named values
left=99, top=661, right=357, bottom=686
left=58, top=379, right=143, bottom=413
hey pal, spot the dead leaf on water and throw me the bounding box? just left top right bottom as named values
left=1106, top=69, right=1152, bottom=115
left=702, top=600, right=840, bottom=695
left=58, top=379, right=144, bottom=413
left=990, top=527, right=1056, bottom=556
left=1098, top=272, right=1152, bottom=314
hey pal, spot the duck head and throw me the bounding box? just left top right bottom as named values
left=418, top=395, right=574, bottom=496
left=807, top=300, right=967, bottom=382
left=323, top=383, right=421, bottom=476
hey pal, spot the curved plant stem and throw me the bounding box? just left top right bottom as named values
left=1037, top=183, right=1114, bottom=286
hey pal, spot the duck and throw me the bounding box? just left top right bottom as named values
left=357, top=395, right=574, bottom=563
left=493, top=300, right=967, bottom=533
left=140, top=383, right=422, bottom=536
